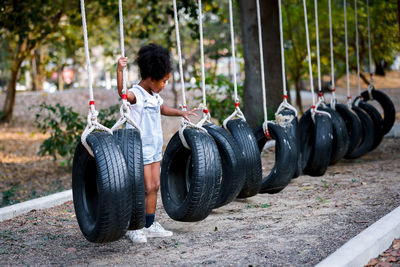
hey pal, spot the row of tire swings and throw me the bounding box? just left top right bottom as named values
left=71, top=0, right=396, bottom=244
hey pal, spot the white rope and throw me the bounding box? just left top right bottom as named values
left=302, top=0, right=316, bottom=108
left=111, top=0, right=141, bottom=133
left=173, top=0, right=187, bottom=111
left=256, top=0, right=269, bottom=135
left=303, top=0, right=330, bottom=119
left=79, top=0, right=113, bottom=157
left=229, top=0, right=238, bottom=103
left=344, top=0, right=351, bottom=107
left=80, top=0, right=94, bottom=104
left=198, top=0, right=207, bottom=113
left=354, top=0, right=361, bottom=97
left=179, top=119, right=208, bottom=150
left=222, top=0, right=246, bottom=129
left=366, top=0, right=374, bottom=98
left=275, top=0, right=298, bottom=118
left=328, top=0, right=337, bottom=108
left=314, top=0, right=323, bottom=99
left=173, top=0, right=203, bottom=149
left=278, top=0, right=287, bottom=99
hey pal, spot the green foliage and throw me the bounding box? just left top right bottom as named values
left=2, top=184, right=19, bottom=207
left=33, top=103, right=119, bottom=166
left=188, top=74, right=244, bottom=124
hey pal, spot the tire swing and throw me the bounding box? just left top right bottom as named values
left=298, top=0, right=333, bottom=177
left=342, top=0, right=375, bottom=159
left=206, top=0, right=246, bottom=208
left=109, top=0, right=145, bottom=231
left=160, top=0, right=221, bottom=222
left=72, top=0, right=132, bottom=243
left=252, top=0, right=298, bottom=194
left=220, top=2, right=263, bottom=200
left=353, top=0, right=390, bottom=149
left=312, top=0, right=349, bottom=166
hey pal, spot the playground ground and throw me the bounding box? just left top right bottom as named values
left=0, top=72, right=400, bottom=265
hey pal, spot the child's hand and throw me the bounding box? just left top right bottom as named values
left=117, top=57, right=128, bottom=72
left=182, top=108, right=199, bottom=121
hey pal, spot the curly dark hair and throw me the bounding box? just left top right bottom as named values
left=136, top=43, right=172, bottom=81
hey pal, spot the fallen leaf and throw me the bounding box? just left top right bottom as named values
left=300, top=186, right=314, bottom=191
left=366, top=258, right=378, bottom=266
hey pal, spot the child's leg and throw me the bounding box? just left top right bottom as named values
left=144, top=162, right=159, bottom=215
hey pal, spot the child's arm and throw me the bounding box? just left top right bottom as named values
left=160, top=105, right=198, bottom=121
left=117, top=57, right=136, bottom=104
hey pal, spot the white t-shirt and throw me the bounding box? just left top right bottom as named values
left=126, top=85, right=164, bottom=129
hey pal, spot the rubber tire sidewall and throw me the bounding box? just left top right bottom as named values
left=203, top=124, right=246, bottom=208
left=299, top=111, right=333, bottom=177
left=113, top=128, right=146, bottom=230
left=161, top=129, right=221, bottom=222
left=72, top=132, right=132, bottom=243
left=226, top=119, right=262, bottom=198
left=254, top=122, right=298, bottom=194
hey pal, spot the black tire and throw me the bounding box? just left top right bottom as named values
left=203, top=124, right=246, bottom=208
left=333, top=103, right=363, bottom=156
left=72, top=132, right=132, bottom=243
left=113, top=129, right=146, bottom=230
left=161, top=128, right=221, bottom=222
left=299, top=111, right=333, bottom=177
left=253, top=123, right=297, bottom=194
left=319, top=105, right=349, bottom=165
left=358, top=89, right=396, bottom=135
left=345, top=106, right=375, bottom=159
left=226, top=119, right=262, bottom=198
left=276, top=109, right=302, bottom=178
left=357, top=101, right=384, bottom=151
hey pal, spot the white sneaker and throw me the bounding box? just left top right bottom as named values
left=145, top=222, right=173, bottom=238
left=127, top=229, right=147, bottom=243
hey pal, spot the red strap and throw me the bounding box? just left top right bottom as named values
left=203, top=108, right=209, bottom=114
left=122, top=94, right=127, bottom=100
left=183, top=105, right=187, bottom=109
left=283, top=95, right=288, bottom=100
left=318, top=92, right=323, bottom=97
left=347, top=96, right=352, bottom=100
left=311, top=105, right=316, bottom=109
left=234, top=102, right=240, bottom=108
left=89, top=100, right=95, bottom=106
left=331, top=88, right=335, bottom=92
left=264, top=129, right=270, bottom=138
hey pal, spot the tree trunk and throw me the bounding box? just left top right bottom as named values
left=295, top=78, right=303, bottom=114
left=31, top=47, right=45, bottom=91
left=375, top=60, right=386, bottom=76
left=1, top=57, right=24, bottom=122
left=57, top=65, right=64, bottom=91
left=239, top=0, right=283, bottom=129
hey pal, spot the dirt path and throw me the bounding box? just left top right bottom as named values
left=1, top=138, right=399, bottom=266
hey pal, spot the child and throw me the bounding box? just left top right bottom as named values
left=117, top=43, right=197, bottom=243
